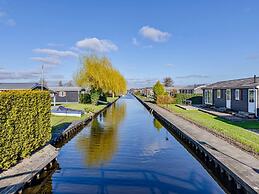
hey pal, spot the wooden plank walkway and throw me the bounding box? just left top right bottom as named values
left=144, top=101, right=259, bottom=193
left=0, top=144, right=58, bottom=194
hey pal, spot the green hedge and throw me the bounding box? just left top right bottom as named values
left=174, top=93, right=203, bottom=104
left=0, top=90, right=51, bottom=170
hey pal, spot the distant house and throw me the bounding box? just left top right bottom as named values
left=203, top=76, right=259, bottom=117
left=165, top=85, right=205, bottom=96
left=141, top=87, right=154, bottom=97
left=0, top=83, right=48, bottom=91
left=177, top=85, right=205, bottom=95
left=49, top=86, right=84, bottom=104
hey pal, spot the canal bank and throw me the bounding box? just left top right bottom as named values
left=51, top=97, right=120, bottom=147
left=22, top=95, right=226, bottom=194
left=134, top=95, right=259, bottom=194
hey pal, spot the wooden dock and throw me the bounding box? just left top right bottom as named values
left=0, top=145, right=58, bottom=194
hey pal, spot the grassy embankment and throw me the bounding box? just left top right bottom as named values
left=161, top=104, right=259, bottom=154
left=51, top=97, right=117, bottom=131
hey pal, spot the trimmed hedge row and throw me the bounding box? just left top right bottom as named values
left=0, top=90, right=51, bottom=170
left=174, top=93, right=203, bottom=104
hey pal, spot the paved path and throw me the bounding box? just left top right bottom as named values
left=175, top=104, right=199, bottom=110
left=146, top=102, right=259, bottom=193
left=198, top=107, right=243, bottom=122
left=0, top=145, right=58, bottom=194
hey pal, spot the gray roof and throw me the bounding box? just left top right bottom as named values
left=165, top=85, right=206, bottom=90
left=0, top=83, right=45, bottom=90
left=204, top=77, right=259, bottom=89
left=49, top=86, right=83, bottom=92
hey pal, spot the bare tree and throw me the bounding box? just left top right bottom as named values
left=66, top=80, right=74, bottom=87
left=58, top=80, right=63, bottom=86
left=163, top=77, right=174, bottom=87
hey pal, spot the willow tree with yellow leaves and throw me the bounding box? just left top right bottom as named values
left=75, top=55, right=127, bottom=98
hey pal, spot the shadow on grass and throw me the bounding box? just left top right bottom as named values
left=215, top=117, right=259, bottom=130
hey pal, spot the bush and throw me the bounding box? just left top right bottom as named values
left=156, top=95, right=174, bottom=104
left=0, top=90, right=51, bottom=170
left=80, top=93, right=91, bottom=104
left=90, top=91, right=100, bottom=105
left=174, top=94, right=202, bottom=104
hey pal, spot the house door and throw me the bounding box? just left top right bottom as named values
left=226, top=89, right=231, bottom=109
left=248, top=89, right=257, bottom=114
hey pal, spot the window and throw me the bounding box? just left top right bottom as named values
left=217, top=89, right=221, bottom=98
left=59, top=91, right=66, bottom=97
left=235, top=89, right=240, bottom=100
left=249, top=90, right=255, bottom=103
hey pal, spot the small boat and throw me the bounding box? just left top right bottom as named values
left=51, top=106, right=84, bottom=117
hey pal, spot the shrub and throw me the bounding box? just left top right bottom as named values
left=153, top=81, right=165, bottom=97
left=0, top=90, right=51, bottom=170
left=156, top=95, right=174, bottom=104
left=80, top=93, right=91, bottom=104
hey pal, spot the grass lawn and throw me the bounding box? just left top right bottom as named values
left=51, top=97, right=117, bottom=131
left=161, top=104, right=259, bottom=154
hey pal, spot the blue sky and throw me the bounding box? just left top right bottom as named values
left=0, top=0, right=259, bottom=88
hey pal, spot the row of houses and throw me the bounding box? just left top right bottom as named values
left=131, top=84, right=205, bottom=97
left=131, top=75, right=259, bottom=118
left=0, top=83, right=84, bottom=104
left=203, top=75, right=259, bottom=117
left=1, top=75, right=259, bottom=117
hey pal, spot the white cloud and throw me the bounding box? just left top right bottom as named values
left=33, top=48, right=78, bottom=58
left=127, top=78, right=158, bottom=88
left=139, top=26, right=171, bottom=42
left=0, top=10, right=16, bottom=27
left=176, top=75, right=209, bottom=79
left=0, top=68, right=41, bottom=80
left=165, top=64, right=173, bottom=67
left=76, top=37, right=118, bottom=52
left=30, top=57, right=61, bottom=65
left=0, top=11, right=6, bottom=17
left=6, top=18, right=16, bottom=26
left=132, top=37, right=139, bottom=46
left=143, top=45, right=153, bottom=49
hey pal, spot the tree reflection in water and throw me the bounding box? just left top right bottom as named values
left=77, top=102, right=126, bottom=166
left=153, top=118, right=163, bottom=132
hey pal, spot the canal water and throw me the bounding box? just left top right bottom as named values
left=25, top=95, right=225, bottom=194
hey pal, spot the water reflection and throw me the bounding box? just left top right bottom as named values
left=23, top=95, right=225, bottom=194
left=153, top=118, right=163, bottom=132
left=77, top=102, right=126, bottom=166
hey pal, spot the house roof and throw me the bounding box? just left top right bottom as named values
left=165, top=85, right=206, bottom=91
left=48, top=86, right=83, bottom=92
left=203, top=76, right=259, bottom=89
left=0, top=83, right=47, bottom=90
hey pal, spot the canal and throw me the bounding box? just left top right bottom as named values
left=25, top=95, right=225, bottom=194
